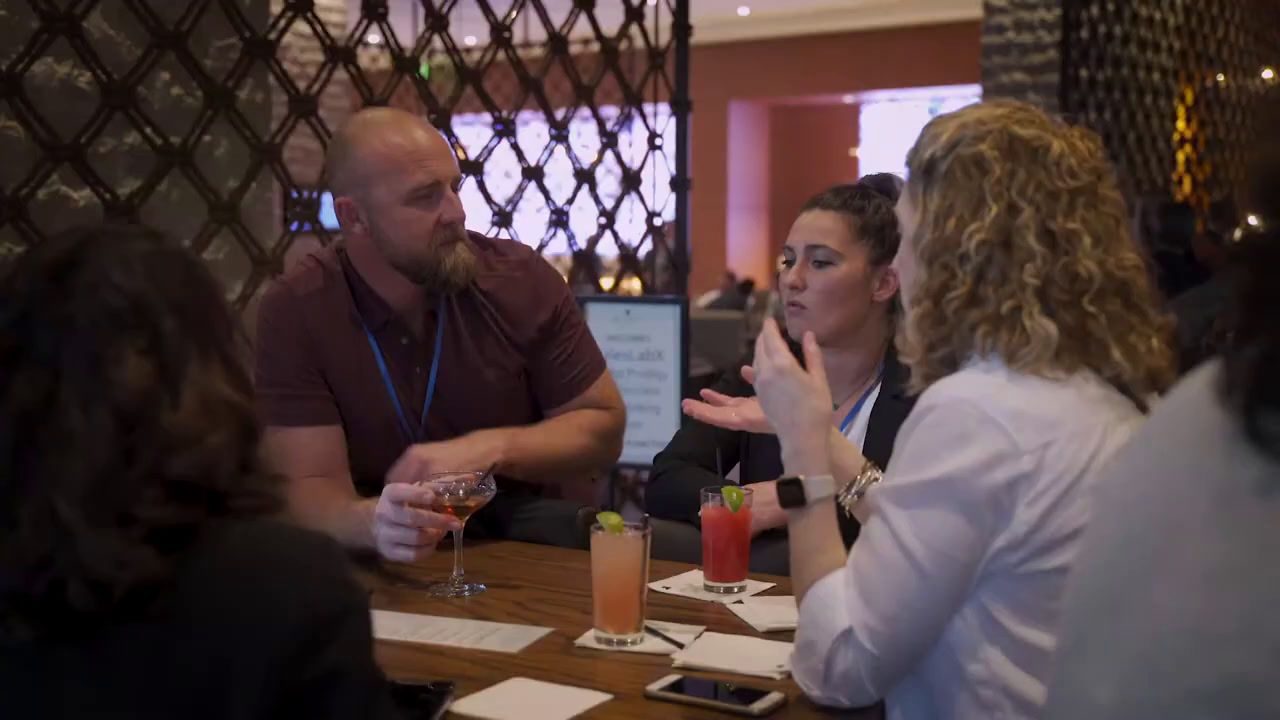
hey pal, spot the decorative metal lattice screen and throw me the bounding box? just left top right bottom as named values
left=0, top=0, right=691, bottom=311
left=980, top=0, right=1064, bottom=112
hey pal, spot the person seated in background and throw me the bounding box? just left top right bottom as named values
left=646, top=176, right=915, bottom=574
left=1168, top=195, right=1238, bottom=372
left=1043, top=133, right=1280, bottom=720
left=255, top=107, right=625, bottom=561
left=706, top=276, right=756, bottom=311
left=642, top=221, right=682, bottom=295
left=0, top=225, right=398, bottom=719
left=567, top=248, right=605, bottom=296
left=695, top=270, right=738, bottom=308
left=749, top=101, right=1175, bottom=718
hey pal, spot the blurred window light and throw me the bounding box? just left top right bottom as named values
left=451, top=104, right=677, bottom=257
left=856, top=85, right=982, bottom=178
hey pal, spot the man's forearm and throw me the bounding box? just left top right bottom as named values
left=492, top=407, right=624, bottom=484
left=286, top=478, right=378, bottom=551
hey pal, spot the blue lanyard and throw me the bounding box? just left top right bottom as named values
left=359, top=295, right=446, bottom=444
left=838, top=364, right=884, bottom=436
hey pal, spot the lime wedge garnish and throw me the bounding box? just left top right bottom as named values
left=596, top=511, right=625, bottom=534
left=721, top=485, right=745, bottom=513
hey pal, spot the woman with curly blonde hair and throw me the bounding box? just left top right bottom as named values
left=747, top=99, right=1174, bottom=720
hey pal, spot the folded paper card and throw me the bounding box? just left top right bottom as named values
left=573, top=620, right=706, bottom=655
left=670, top=631, right=793, bottom=680
left=648, top=569, right=775, bottom=604
left=449, top=677, right=613, bottom=720
left=726, top=595, right=799, bottom=633
left=371, top=610, right=552, bottom=654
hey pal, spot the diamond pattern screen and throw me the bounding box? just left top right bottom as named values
left=0, top=0, right=691, bottom=311
left=453, top=102, right=676, bottom=258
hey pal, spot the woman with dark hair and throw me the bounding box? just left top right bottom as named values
left=0, top=225, right=398, bottom=718
left=646, top=174, right=915, bottom=574
left=1043, top=145, right=1280, bottom=719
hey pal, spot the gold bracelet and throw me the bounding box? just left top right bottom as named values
left=836, top=459, right=883, bottom=517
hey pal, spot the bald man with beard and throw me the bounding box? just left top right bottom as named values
left=254, top=108, right=625, bottom=561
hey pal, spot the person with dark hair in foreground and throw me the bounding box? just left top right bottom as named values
left=646, top=175, right=915, bottom=574
left=0, top=225, right=397, bottom=719
left=1043, top=146, right=1280, bottom=720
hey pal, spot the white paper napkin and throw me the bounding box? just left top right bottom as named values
left=449, top=677, right=612, bottom=720
left=670, top=631, right=793, bottom=680
left=726, top=595, right=798, bottom=632
left=573, top=620, right=706, bottom=655
left=370, top=611, right=552, bottom=654
left=648, top=569, right=775, bottom=604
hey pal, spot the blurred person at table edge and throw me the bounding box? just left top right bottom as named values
left=0, top=225, right=399, bottom=719
left=751, top=100, right=1174, bottom=718
left=255, top=107, right=625, bottom=561
left=647, top=176, right=915, bottom=574
left=1043, top=100, right=1280, bottom=720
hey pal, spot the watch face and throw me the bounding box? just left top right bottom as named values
left=776, top=478, right=806, bottom=508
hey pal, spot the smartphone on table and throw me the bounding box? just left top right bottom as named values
left=644, top=673, right=787, bottom=716
left=388, top=679, right=454, bottom=720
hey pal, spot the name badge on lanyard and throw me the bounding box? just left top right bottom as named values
left=359, top=294, right=447, bottom=445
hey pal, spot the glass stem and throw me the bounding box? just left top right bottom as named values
left=450, top=526, right=465, bottom=585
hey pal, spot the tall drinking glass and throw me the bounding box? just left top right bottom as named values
left=417, top=471, right=497, bottom=598
left=700, top=486, right=753, bottom=593
left=590, top=520, right=651, bottom=646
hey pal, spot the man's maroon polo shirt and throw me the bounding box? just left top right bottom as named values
left=254, top=232, right=608, bottom=496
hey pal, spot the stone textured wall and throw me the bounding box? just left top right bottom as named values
left=273, top=0, right=348, bottom=190
left=2, top=0, right=685, bottom=307
left=269, top=0, right=349, bottom=273
left=980, top=0, right=1063, bottom=112
left=366, top=46, right=646, bottom=117
left=0, top=1, right=272, bottom=307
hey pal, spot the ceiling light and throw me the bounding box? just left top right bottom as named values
left=464, top=35, right=478, bottom=46
left=1263, top=67, right=1276, bottom=81
left=737, top=6, right=751, bottom=17
left=365, top=32, right=382, bottom=45
left=1215, top=72, right=1226, bottom=83
left=841, top=93, right=856, bottom=104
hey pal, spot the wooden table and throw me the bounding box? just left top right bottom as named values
left=361, top=540, right=879, bottom=719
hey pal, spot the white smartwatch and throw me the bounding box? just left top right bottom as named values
left=775, top=474, right=837, bottom=509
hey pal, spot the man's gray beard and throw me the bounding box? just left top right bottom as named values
left=420, top=238, right=477, bottom=295
left=390, top=232, right=478, bottom=295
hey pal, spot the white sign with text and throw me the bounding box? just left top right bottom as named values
left=582, top=299, right=683, bottom=466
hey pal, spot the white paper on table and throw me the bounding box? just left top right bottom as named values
left=648, top=569, right=775, bottom=604
left=726, top=595, right=799, bottom=632
left=449, top=677, right=613, bottom=720
left=572, top=620, right=705, bottom=655
left=370, top=610, right=552, bottom=654
left=670, top=631, right=793, bottom=680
